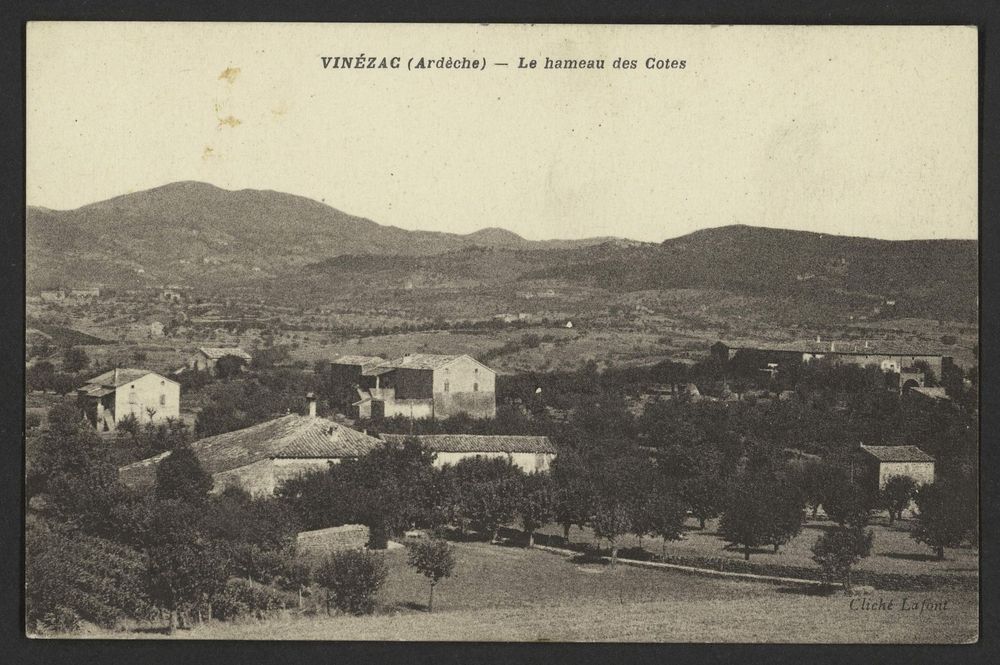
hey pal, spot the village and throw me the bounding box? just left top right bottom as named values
left=25, top=304, right=980, bottom=640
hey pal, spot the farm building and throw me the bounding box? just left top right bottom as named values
left=118, top=397, right=383, bottom=496
left=379, top=433, right=557, bottom=473
left=330, top=353, right=497, bottom=420
left=189, top=346, right=253, bottom=374
left=76, top=368, right=180, bottom=432
left=711, top=339, right=954, bottom=390
left=856, top=444, right=935, bottom=490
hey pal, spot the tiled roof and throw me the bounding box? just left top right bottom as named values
left=81, top=368, right=165, bottom=389
left=377, top=354, right=467, bottom=371
left=380, top=433, right=557, bottom=454
left=717, top=340, right=949, bottom=357
left=119, top=414, right=383, bottom=488
left=198, top=347, right=252, bottom=360
left=910, top=387, right=950, bottom=400
left=859, top=445, right=935, bottom=463
left=332, top=355, right=385, bottom=372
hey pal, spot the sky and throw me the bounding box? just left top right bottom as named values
left=26, top=23, right=978, bottom=242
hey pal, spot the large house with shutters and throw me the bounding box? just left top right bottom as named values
left=76, top=368, right=180, bottom=432
left=330, top=353, right=497, bottom=420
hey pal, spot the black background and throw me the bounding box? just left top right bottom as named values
left=1, top=2, right=996, bottom=663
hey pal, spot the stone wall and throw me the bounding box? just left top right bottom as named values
left=296, top=524, right=370, bottom=558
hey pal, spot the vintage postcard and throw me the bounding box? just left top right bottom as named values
left=24, top=22, right=978, bottom=642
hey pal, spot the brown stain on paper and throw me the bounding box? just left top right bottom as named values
left=218, top=66, right=241, bottom=84
left=217, top=115, right=242, bottom=129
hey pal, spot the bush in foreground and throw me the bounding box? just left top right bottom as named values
left=315, top=549, right=387, bottom=615
left=211, top=578, right=287, bottom=621
left=811, top=526, right=874, bottom=592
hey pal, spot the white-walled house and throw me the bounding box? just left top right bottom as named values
left=76, top=369, right=180, bottom=432
left=379, top=433, right=557, bottom=473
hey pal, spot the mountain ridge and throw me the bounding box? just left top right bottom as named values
left=25, top=182, right=978, bottom=322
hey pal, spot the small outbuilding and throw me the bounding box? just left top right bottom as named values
left=857, top=444, right=935, bottom=490
left=190, top=346, right=252, bottom=374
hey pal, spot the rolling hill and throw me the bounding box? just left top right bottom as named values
left=26, top=182, right=978, bottom=322
left=25, top=181, right=620, bottom=291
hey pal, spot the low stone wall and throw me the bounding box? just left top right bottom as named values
left=296, top=524, right=370, bottom=558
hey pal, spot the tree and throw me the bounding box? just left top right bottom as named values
left=155, top=445, right=213, bottom=504
left=911, top=481, right=975, bottom=560
left=315, top=549, right=388, bottom=615
left=27, top=411, right=125, bottom=537
left=214, top=354, right=246, bottom=380
left=592, top=500, right=630, bottom=566
left=646, top=486, right=688, bottom=558
left=820, top=466, right=877, bottom=529
left=880, top=475, right=917, bottom=524
left=765, top=482, right=806, bottom=553
left=406, top=538, right=456, bottom=612
left=680, top=475, right=723, bottom=530
left=62, top=347, right=90, bottom=373
left=811, top=525, right=874, bottom=591
left=26, top=361, right=56, bottom=392
left=147, top=538, right=229, bottom=631
left=718, top=447, right=801, bottom=560
left=718, top=475, right=772, bottom=561
left=519, top=472, right=555, bottom=547
left=551, top=452, right=595, bottom=542
left=797, top=460, right=831, bottom=519
left=455, top=457, right=524, bottom=543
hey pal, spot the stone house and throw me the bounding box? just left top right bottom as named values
left=379, top=433, right=557, bottom=473
left=118, top=398, right=383, bottom=496
left=76, top=368, right=180, bottom=432
left=332, top=353, right=497, bottom=420
left=857, top=444, right=935, bottom=490
left=189, top=346, right=253, bottom=374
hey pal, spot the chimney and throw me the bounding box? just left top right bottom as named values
left=113, top=367, right=119, bottom=384
left=306, top=392, right=317, bottom=418
left=815, top=335, right=821, bottom=344
left=865, top=340, right=870, bottom=350
left=830, top=341, right=836, bottom=353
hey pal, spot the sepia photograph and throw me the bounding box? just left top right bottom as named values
left=23, top=22, right=979, bottom=643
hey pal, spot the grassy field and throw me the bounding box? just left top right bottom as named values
left=77, top=540, right=978, bottom=643
left=535, top=516, right=979, bottom=579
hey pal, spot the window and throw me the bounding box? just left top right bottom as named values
left=473, top=382, right=479, bottom=392
left=444, top=380, right=450, bottom=393
left=159, top=394, right=166, bottom=406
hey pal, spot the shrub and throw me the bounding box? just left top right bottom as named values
left=811, top=526, right=874, bottom=591
left=315, top=549, right=387, bottom=615
left=211, top=578, right=287, bottom=621
left=39, top=606, right=81, bottom=633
